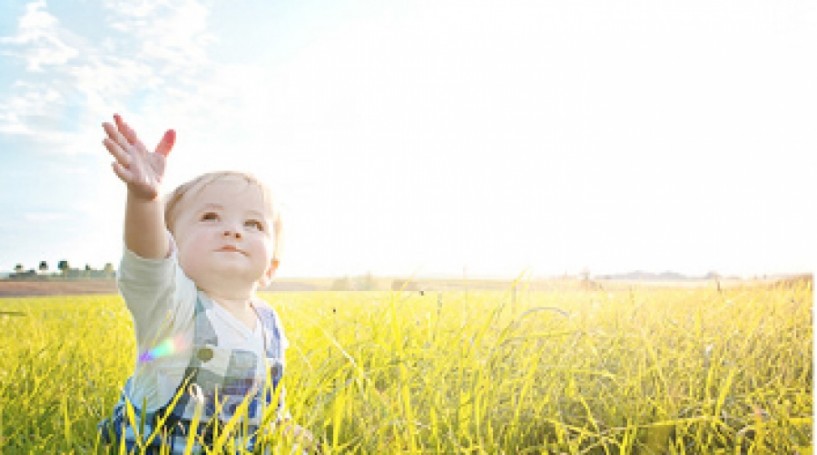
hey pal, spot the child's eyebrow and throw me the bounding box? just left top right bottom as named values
left=199, top=203, right=225, bottom=211
left=245, top=209, right=267, bottom=219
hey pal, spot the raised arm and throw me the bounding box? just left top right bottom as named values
left=102, top=114, right=176, bottom=259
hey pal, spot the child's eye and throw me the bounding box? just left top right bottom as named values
left=245, top=219, right=264, bottom=231
left=201, top=212, right=219, bottom=222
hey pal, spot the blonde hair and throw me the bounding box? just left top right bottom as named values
left=164, top=171, right=282, bottom=263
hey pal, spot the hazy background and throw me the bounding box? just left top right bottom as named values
left=1, top=0, right=814, bottom=279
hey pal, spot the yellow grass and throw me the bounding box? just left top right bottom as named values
left=0, top=281, right=811, bottom=453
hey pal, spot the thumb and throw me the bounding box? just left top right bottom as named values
left=155, top=129, right=176, bottom=157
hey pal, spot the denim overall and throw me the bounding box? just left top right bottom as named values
left=99, top=296, right=286, bottom=454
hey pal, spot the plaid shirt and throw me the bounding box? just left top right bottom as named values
left=99, top=296, right=288, bottom=453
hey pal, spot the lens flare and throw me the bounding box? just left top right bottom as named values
left=138, top=335, right=188, bottom=363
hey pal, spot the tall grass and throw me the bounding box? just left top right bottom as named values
left=0, top=281, right=811, bottom=453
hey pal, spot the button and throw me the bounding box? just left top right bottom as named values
left=197, top=347, right=213, bottom=362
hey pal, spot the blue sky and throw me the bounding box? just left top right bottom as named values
left=1, top=0, right=814, bottom=278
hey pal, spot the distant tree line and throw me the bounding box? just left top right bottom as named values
left=6, top=260, right=115, bottom=280
left=330, top=273, right=379, bottom=291
left=328, top=274, right=424, bottom=292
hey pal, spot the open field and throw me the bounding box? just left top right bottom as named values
left=0, top=280, right=811, bottom=453
left=0, top=274, right=786, bottom=296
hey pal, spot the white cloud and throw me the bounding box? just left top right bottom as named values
left=0, top=111, right=32, bottom=135
left=102, top=0, right=214, bottom=72
left=0, top=0, right=78, bottom=71
left=0, top=0, right=219, bottom=155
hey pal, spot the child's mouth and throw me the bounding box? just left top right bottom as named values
left=217, top=245, right=245, bottom=255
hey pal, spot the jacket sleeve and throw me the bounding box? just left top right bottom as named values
left=117, top=234, right=197, bottom=353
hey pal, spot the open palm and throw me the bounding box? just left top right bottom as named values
left=102, top=114, right=176, bottom=200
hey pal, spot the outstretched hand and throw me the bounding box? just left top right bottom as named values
left=102, top=114, right=176, bottom=200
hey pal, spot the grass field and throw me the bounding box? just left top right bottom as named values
left=0, top=280, right=811, bottom=453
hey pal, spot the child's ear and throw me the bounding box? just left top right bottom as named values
left=259, top=258, right=279, bottom=288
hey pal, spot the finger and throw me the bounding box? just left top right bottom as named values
left=112, top=161, right=134, bottom=183
left=114, top=114, right=136, bottom=145
left=113, top=113, right=124, bottom=131
left=114, top=114, right=148, bottom=151
left=155, top=129, right=176, bottom=157
left=102, top=122, right=132, bottom=150
left=102, top=138, right=132, bottom=167
left=113, top=114, right=130, bottom=143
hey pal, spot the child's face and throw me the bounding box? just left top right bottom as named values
left=171, top=177, right=277, bottom=296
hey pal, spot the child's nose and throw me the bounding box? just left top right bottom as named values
left=222, top=228, right=242, bottom=239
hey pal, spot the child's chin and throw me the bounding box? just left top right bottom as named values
left=190, top=266, right=263, bottom=288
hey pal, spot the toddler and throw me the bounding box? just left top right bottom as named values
left=97, top=114, right=312, bottom=452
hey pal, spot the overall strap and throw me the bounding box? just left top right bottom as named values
left=254, top=304, right=283, bottom=359
left=160, top=296, right=218, bottom=423
left=253, top=303, right=286, bottom=414
left=193, top=295, right=218, bottom=345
